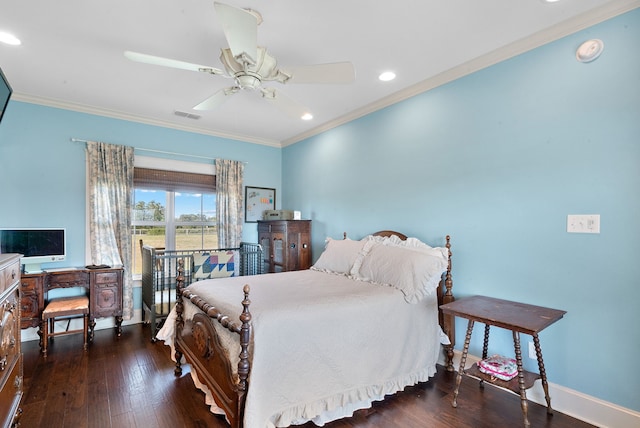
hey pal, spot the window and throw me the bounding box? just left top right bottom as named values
left=131, top=163, right=217, bottom=275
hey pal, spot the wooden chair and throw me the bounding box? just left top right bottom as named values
left=41, top=295, right=90, bottom=357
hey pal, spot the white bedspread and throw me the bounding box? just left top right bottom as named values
left=157, top=269, right=442, bottom=428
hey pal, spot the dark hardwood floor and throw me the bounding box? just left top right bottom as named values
left=20, top=324, right=594, bottom=428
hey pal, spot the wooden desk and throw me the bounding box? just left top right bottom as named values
left=440, top=295, right=566, bottom=428
left=20, top=267, right=123, bottom=345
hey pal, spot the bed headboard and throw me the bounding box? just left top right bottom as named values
left=371, top=230, right=408, bottom=240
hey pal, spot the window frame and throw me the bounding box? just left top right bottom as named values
left=131, top=156, right=217, bottom=274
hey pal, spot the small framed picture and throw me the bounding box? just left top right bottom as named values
left=245, top=186, right=276, bottom=222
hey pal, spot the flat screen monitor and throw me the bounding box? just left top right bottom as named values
left=0, top=66, right=12, bottom=125
left=0, top=228, right=66, bottom=273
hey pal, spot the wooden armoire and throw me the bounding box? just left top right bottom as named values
left=257, top=220, right=311, bottom=273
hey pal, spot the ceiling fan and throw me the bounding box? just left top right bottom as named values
left=124, top=2, right=355, bottom=120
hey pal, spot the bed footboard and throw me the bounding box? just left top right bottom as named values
left=174, top=260, right=251, bottom=428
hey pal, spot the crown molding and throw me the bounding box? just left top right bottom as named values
left=11, top=93, right=282, bottom=148
left=281, top=0, right=640, bottom=147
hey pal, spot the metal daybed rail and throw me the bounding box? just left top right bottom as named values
left=141, top=242, right=263, bottom=341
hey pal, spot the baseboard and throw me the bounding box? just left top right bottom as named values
left=438, top=349, right=640, bottom=428
left=21, top=308, right=143, bottom=342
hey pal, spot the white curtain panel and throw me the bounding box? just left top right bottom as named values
left=215, top=159, right=244, bottom=248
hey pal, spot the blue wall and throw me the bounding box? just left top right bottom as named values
left=282, top=10, right=640, bottom=411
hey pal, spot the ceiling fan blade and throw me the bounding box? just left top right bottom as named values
left=124, top=51, right=224, bottom=75
left=261, top=88, right=312, bottom=120
left=214, top=2, right=258, bottom=63
left=193, top=87, right=239, bottom=110
left=282, top=62, right=356, bottom=84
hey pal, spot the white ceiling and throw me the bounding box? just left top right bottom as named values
left=1, top=1, right=637, bottom=147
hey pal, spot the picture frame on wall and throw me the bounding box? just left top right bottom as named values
left=245, top=186, right=276, bottom=222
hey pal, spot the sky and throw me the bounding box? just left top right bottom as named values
left=134, top=189, right=216, bottom=218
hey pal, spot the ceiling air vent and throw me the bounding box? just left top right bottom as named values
left=174, top=110, right=201, bottom=120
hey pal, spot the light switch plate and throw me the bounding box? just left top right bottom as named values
left=567, top=215, right=600, bottom=233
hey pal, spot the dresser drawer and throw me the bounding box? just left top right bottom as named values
left=20, top=275, right=44, bottom=329
left=93, top=271, right=120, bottom=285
left=0, top=288, right=20, bottom=375
left=20, top=290, right=40, bottom=329
left=21, top=276, right=40, bottom=293
left=47, top=271, right=90, bottom=289
left=0, top=354, right=22, bottom=428
left=0, top=261, right=17, bottom=295
left=3, top=261, right=19, bottom=288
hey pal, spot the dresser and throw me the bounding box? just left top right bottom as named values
left=0, top=254, right=22, bottom=428
left=21, top=267, right=124, bottom=341
left=258, top=220, right=312, bottom=273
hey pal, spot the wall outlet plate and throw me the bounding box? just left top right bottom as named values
left=528, top=341, right=536, bottom=360
left=567, top=214, right=600, bottom=233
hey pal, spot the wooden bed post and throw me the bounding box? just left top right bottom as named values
left=174, top=258, right=185, bottom=376
left=442, top=235, right=456, bottom=371
left=233, top=284, right=252, bottom=426
left=237, top=285, right=251, bottom=393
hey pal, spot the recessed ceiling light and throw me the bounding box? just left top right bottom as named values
left=0, top=31, right=21, bottom=46
left=379, top=71, right=396, bottom=82
left=301, top=113, right=313, bottom=121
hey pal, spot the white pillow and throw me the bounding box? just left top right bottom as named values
left=353, top=243, right=448, bottom=303
left=311, top=238, right=370, bottom=275
left=350, top=234, right=435, bottom=277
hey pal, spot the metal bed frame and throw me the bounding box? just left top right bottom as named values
left=141, top=242, right=263, bottom=341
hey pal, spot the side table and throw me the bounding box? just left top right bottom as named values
left=440, top=295, right=566, bottom=428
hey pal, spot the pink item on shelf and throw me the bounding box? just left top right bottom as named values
left=477, top=355, right=519, bottom=381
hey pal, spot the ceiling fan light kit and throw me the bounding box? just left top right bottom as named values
left=124, top=2, right=355, bottom=121
left=219, top=47, right=289, bottom=89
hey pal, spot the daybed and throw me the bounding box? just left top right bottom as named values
left=157, top=231, right=455, bottom=428
left=141, top=242, right=262, bottom=340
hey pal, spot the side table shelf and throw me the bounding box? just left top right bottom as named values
left=465, top=363, right=540, bottom=395
left=440, top=295, right=566, bottom=428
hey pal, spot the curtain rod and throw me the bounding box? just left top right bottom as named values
left=70, top=138, right=247, bottom=163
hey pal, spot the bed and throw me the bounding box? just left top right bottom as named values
left=157, top=231, right=455, bottom=428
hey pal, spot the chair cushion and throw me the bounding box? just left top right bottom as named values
left=43, top=296, right=89, bottom=317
